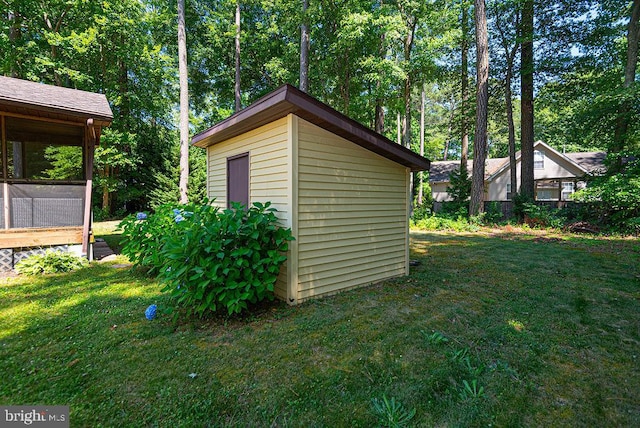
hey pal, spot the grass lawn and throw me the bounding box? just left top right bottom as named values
left=92, top=220, right=124, bottom=253
left=0, top=225, right=638, bottom=426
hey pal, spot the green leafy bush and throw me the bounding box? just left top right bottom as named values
left=482, top=201, right=505, bottom=224
left=118, top=205, right=182, bottom=275
left=572, top=158, right=640, bottom=233
left=521, top=203, right=566, bottom=229
left=411, top=202, right=432, bottom=221
left=557, top=202, right=592, bottom=223
left=446, top=166, right=471, bottom=203
left=411, top=213, right=480, bottom=232
left=15, top=250, right=89, bottom=275
left=119, top=200, right=293, bottom=316
left=439, top=200, right=469, bottom=218
left=511, top=192, right=532, bottom=222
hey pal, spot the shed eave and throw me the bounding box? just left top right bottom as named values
left=192, top=88, right=292, bottom=148
left=192, top=84, right=430, bottom=172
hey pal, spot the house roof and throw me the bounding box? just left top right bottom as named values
left=430, top=141, right=606, bottom=183
left=429, top=158, right=505, bottom=183
left=565, top=152, right=607, bottom=174
left=192, top=84, right=430, bottom=171
left=485, top=141, right=599, bottom=181
left=0, top=76, right=113, bottom=126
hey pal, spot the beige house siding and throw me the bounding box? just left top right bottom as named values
left=295, top=118, right=409, bottom=301
left=532, top=149, right=584, bottom=180
left=437, top=148, right=590, bottom=202
left=488, top=169, right=512, bottom=201
left=431, top=182, right=451, bottom=202
left=206, top=117, right=291, bottom=299
left=488, top=149, right=586, bottom=201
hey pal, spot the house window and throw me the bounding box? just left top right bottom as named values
left=561, top=182, right=575, bottom=201
left=534, top=150, right=544, bottom=170
left=227, top=152, right=249, bottom=208
left=506, top=182, right=512, bottom=200
left=537, top=189, right=554, bottom=201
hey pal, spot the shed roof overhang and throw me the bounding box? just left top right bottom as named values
left=192, top=84, right=430, bottom=172
left=0, top=76, right=113, bottom=127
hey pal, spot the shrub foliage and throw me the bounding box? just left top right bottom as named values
left=444, top=167, right=472, bottom=215
left=15, top=250, right=89, bottom=275
left=572, top=158, right=640, bottom=233
left=119, top=200, right=293, bottom=316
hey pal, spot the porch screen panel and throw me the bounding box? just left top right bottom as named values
left=2, top=116, right=86, bottom=229
left=11, top=198, right=33, bottom=228
left=33, top=198, right=84, bottom=227
left=8, top=184, right=85, bottom=229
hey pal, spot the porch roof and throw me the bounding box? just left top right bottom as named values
left=0, top=76, right=113, bottom=126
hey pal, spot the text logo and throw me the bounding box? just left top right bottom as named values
left=1, top=406, right=69, bottom=428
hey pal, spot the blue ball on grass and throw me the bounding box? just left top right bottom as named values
left=145, top=304, right=157, bottom=320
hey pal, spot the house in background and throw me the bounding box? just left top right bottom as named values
left=430, top=140, right=606, bottom=204
left=193, top=84, right=430, bottom=304
left=0, top=76, right=113, bottom=270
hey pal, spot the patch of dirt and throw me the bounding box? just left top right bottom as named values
left=532, top=237, right=563, bottom=244
left=565, top=221, right=600, bottom=234
left=0, top=270, right=19, bottom=279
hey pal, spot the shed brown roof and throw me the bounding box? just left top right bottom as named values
left=192, top=84, right=430, bottom=171
left=0, top=76, right=113, bottom=125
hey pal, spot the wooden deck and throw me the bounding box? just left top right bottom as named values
left=0, top=226, right=84, bottom=249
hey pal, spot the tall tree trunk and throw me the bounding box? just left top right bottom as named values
left=43, top=7, right=70, bottom=86
left=8, top=11, right=20, bottom=78
left=418, top=84, right=426, bottom=205
left=341, top=50, right=350, bottom=115
left=374, top=26, right=386, bottom=134
left=495, top=5, right=520, bottom=198
left=623, top=0, right=640, bottom=88
left=102, top=164, right=110, bottom=212
left=520, top=0, right=535, bottom=200
left=374, top=98, right=385, bottom=134
left=460, top=2, right=470, bottom=172
left=612, top=0, right=640, bottom=168
left=178, top=0, right=189, bottom=204
left=402, top=76, right=411, bottom=149
left=470, top=0, right=489, bottom=216
left=402, top=19, right=416, bottom=149
left=299, top=0, right=309, bottom=92
left=117, top=32, right=131, bottom=125
left=234, top=0, right=241, bottom=112
left=443, top=101, right=455, bottom=161
left=506, top=62, right=517, bottom=199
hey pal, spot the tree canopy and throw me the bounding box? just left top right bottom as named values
left=1, top=0, right=637, bottom=216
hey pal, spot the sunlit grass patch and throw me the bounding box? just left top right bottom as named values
left=507, top=319, right=525, bottom=332
left=0, top=228, right=638, bottom=426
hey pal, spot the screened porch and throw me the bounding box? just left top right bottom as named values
left=0, top=114, right=91, bottom=250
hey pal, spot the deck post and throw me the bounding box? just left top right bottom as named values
left=2, top=183, right=8, bottom=230
left=557, top=179, right=563, bottom=207
left=82, top=119, right=96, bottom=259
left=1, top=115, right=7, bottom=229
